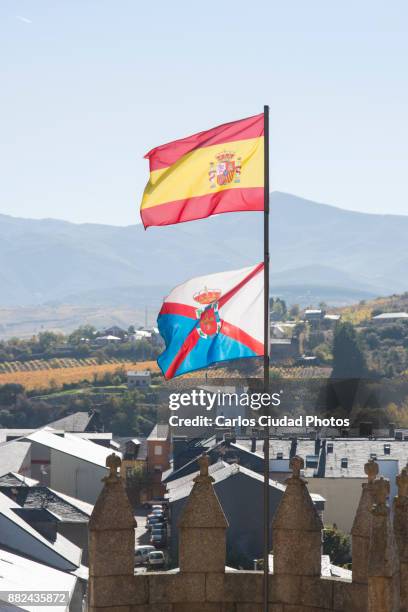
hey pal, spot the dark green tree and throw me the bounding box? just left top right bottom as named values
left=323, top=525, right=351, bottom=566
left=332, top=322, right=367, bottom=378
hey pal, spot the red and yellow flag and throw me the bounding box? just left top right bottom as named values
left=140, top=113, right=264, bottom=228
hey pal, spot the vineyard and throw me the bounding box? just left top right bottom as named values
left=0, top=359, right=159, bottom=391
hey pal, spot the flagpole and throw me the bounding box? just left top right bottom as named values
left=263, top=104, right=270, bottom=612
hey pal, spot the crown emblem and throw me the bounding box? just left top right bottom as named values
left=193, top=287, right=222, bottom=305
left=215, top=150, right=235, bottom=163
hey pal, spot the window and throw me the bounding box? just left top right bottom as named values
left=154, top=445, right=163, bottom=456
left=276, top=452, right=283, bottom=460
left=327, top=443, right=333, bottom=453
left=370, top=453, right=377, bottom=460
left=384, top=444, right=391, bottom=455
left=305, top=455, right=318, bottom=468
left=341, top=458, right=348, bottom=469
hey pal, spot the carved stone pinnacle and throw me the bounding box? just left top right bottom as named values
left=365, top=458, right=379, bottom=484
left=105, top=452, right=121, bottom=482
left=372, top=476, right=390, bottom=515
left=396, top=466, right=408, bottom=499
left=290, top=455, right=304, bottom=478
left=194, top=453, right=214, bottom=484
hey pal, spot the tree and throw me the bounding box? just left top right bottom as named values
left=69, top=325, right=97, bottom=345
left=37, top=331, right=60, bottom=352
left=332, top=322, right=367, bottom=379
left=323, top=525, right=351, bottom=566
left=289, top=304, right=300, bottom=319
left=0, top=383, right=25, bottom=406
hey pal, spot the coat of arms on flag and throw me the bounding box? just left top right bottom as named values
left=208, top=152, right=242, bottom=188
left=157, top=263, right=264, bottom=378
left=194, top=288, right=222, bottom=339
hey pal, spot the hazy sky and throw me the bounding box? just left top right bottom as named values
left=1, top=1, right=408, bottom=225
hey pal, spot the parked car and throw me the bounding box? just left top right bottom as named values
left=146, top=516, right=166, bottom=531
left=148, top=550, right=165, bottom=569
left=151, top=524, right=166, bottom=535
left=134, top=545, right=155, bottom=566
left=150, top=532, right=167, bottom=548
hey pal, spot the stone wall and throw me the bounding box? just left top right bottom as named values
left=88, top=453, right=408, bottom=612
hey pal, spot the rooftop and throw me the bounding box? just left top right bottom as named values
left=0, top=548, right=77, bottom=611
left=127, top=370, right=151, bottom=377
left=0, top=485, right=93, bottom=523
left=372, top=312, right=408, bottom=320
left=0, top=440, right=31, bottom=477
left=0, top=473, right=39, bottom=487
left=25, top=429, right=121, bottom=468
left=166, top=460, right=325, bottom=504
left=0, top=491, right=81, bottom=571
left=147, top=424, right=170, bottom=441
left=46, top=411, right=95, bottom=432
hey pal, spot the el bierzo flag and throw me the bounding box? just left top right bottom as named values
left=141, top=113, right=264, bottom=228
left=157, top=263, right=264, bottom=379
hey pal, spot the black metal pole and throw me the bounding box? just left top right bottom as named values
left=263, top=104, right=270, bottom=612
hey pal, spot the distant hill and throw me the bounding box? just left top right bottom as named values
left=0, top=192, right=407, bottom=315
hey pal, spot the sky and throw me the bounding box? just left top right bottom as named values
left=1, top=0, right=408, bottom=225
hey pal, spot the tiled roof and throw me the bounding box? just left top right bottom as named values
left=0, top=486, right=92, bottom=523
left=0, top=473, right=38, bottom=487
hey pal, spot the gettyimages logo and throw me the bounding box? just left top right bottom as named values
left=168, top=389, right=282, bottom=411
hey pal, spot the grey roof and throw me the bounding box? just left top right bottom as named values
left=372, top=312, right=408, bottom=320
left=0, top=473, right=38, bottom=487
left=167, top=461, right=286, bottom=503
left=26, top=430, right=121, bottom=468
left=147, top=424, right=170, bottom=441
left=0, top=486, right=92, bottom=523
left=118, top=436, right=148, bottom=461
left=167, top=460, right=325, bottom=504
left=322, top=439, right=408, bottom=478
left=0, top=548, right=77, bottom=605
left=47, top=411, right=93, bottom=432
left=0, top=441, right=31, bottom=477
left=127, top=370, right=151, bottom=377
left=0, top=492, right=81, bottom=571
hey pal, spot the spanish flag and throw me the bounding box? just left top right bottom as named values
left=140, top=113, right=264, bottom=228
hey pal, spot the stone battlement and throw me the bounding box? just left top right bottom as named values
left=88, top=453, right=408, bottom=612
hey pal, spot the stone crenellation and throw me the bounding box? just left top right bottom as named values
left=88, top=452, right=408, bottom=612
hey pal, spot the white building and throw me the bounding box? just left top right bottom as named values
left=372, top=312, right=408, bottom=323
left=127, top=370, right=151, bottom=389
left=24, top=430, right=121, bottom=504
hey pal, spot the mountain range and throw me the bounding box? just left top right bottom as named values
left=1, top=192, right=407, bottom=316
